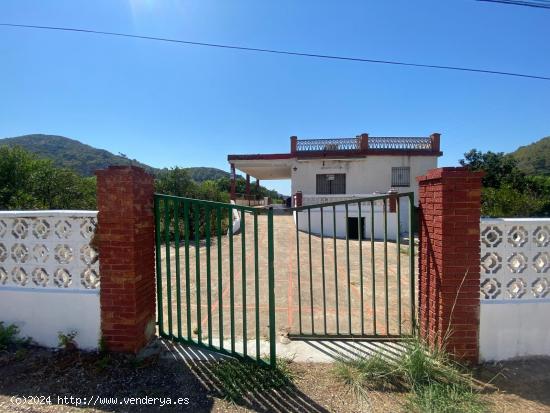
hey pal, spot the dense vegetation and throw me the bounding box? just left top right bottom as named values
left=4, top=133, right=548, bottom=217
left=460, top=148, right=550, bottom=217
left=184, top=167, right=229, bottom=182
left=0, top=134, right=239, bottom=183
left=0, top=146, right=96, bottom=209
left=511, top=136, right=550, bottom=176
left=0, top=145, right=282, bottom=212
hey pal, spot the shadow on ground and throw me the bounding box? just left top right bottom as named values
left=0, top=341, right=330, bottom=413
left=476, top=356, right=550, bottom=410
left=300, top=339, right=407, bottom=364
left=163, top=342, right=330, bottom=413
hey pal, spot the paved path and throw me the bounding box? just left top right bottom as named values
left=159, top=214, right=414, bottom=359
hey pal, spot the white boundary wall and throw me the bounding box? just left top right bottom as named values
left=479, top=218, right=550, bottom=361
left=0, top=211, right=100, bottom=350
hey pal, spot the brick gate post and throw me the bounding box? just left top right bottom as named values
left=417, top=167, right=483, bottom=363
left=96, top=166, right=156, bottom=353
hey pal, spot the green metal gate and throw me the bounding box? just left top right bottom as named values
left=154, top=192, right=416, bottom=365
left=154, top=194, right=276, bottom=366
left=289, top=192, right=416, bottom=340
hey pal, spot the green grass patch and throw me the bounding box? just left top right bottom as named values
left=334, top=352, right=404, bottom=392
left=407, top=382, right=486, bottom=413
left=333, top=337, right=487, bottom=413
left=210, top=358, right=294, bottom=404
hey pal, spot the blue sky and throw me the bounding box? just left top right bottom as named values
left=1, top=0, right=549, bottom=195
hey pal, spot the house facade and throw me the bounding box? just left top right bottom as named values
left=228, top=133, right=442, bottom=239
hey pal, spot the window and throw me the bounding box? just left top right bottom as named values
left=391, top=167, right=410, bottom=187
left=316, top=173, right=346, bottom=194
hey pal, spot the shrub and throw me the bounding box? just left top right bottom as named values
left=0, top=322, right=28, bottom=350
left=333, top=336, right=486, bottom=412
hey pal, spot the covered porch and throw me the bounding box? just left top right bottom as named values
left=227, top=155, right=293, bottom=207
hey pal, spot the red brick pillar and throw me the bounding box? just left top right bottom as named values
left=96, top=166, right=156, bottom=353
left=387, top=188, right=398, bottom=213
left=430, top=133, right=441, bottom=153
left=359, top=133, right=369, bottom=152
left=417, top=167, right=483, bottom=363
left=293, top=191, right=303, bottom=207
left=290, top=136, right=298, bottom=153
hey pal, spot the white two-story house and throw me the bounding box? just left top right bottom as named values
left=227, top=133, right=441, bottom=239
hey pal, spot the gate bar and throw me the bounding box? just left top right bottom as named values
left=164, top=199, right=173, bottom=338
left=333, top=205, right=339, bottom=334
left=396, top=199, right=402, bottom=336
left=358, top=201, right=364, bottom=335
left=184, top=201, right=191, bottom=340
left=254, top=211, right=260, bottom=360
left=308, top=208, right=314, bottom=334
left=370, top=200, right=376, bottom=335
left=295, top=210, right=302, bottom=334
left=154, top=196, right=163, bottom=334
left=383, top=198, right=389, bottom=335
left=345, top=203, right=351, bottom=334
left=409, top=193, right=416, bottom=331
left=194, top=204, right=202, bottom=343
left=320, top=206, right=327, bottom=335
left=228, top=204, right=235, bottom=353
left=241, top=211, right=247, bottom=357
left=205, top=206, right=213, bottom=347
left=267, top=207, right=276, bottom=366
left=216, top=206, right=224, bottom=349
left=174, top=199, right=182, bottom=340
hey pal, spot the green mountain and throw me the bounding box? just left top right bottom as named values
left=184, top=167, right=229, bottom=182
left=0, top=134, right=230, bottom=181
left=510, top=136, right=550, bottom=176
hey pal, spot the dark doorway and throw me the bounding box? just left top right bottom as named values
left=347, top=217, right=365, bottom=240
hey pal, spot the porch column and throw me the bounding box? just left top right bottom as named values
left=230, top=163, right=236, bottom=201
left=246, top=174, right=251, bottom=197
left=256, top=179, right=260, bottom=191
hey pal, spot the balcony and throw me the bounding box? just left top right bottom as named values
left=291, top=133, right=441, bottom=156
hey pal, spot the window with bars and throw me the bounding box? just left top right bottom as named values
left=316, top=173, right=346, bottom=194
left=391, top=167, right=411, bottom=187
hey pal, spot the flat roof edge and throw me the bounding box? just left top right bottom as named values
left=228, top=150, right=442, bottom=162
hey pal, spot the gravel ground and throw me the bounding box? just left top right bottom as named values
left=0, top=345, right=549, bottom=412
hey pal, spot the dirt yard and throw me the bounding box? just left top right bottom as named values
left=159, top=213, right=413, bottom=357
left=0, top=346, right=549, bottom=412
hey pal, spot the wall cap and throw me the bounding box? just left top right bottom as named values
left=95, top=165, right=152, bottom=177
left=0, top=210, right=98, bottom=218
left=417, top=167, right=485, bottom=182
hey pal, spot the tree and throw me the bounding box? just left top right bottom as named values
left=459, top=149, right=524, bottom=189
left=460, top=148, right=550, bottom=217
left=154, top=168, right=231, bottom=240
left=0, top=146, right=96, bottom=210
left=155, top=167, right=197, bottom=198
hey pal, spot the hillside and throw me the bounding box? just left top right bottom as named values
left=184, top=167, right=229, bottom=182
left=0, top=134, right=229, bottom=181
left=0, top=134, right=156, bottom=176
left=510, top=136, right=550, bottom=176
